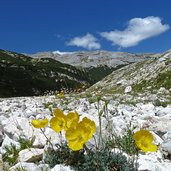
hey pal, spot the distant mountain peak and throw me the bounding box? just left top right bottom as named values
left=29, top=50, right=158, bottom=68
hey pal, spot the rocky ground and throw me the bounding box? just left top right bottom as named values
left=0, top=94, right=171, bottom=171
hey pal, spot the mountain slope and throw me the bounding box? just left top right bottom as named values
left=29, top=50, right=158, bottom=89
left=0, top=49, right=93, bottom=97
left=85, top=51, right=171, bottom=105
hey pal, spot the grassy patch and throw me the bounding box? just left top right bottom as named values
left=2, top=137, right=33, bottom=166
left=132, top=80, right=149, bottom=93
left=107, top=126, right=137, bottom=156
left=132, top=70, right=171, bottom=94
left=153, top=71, right=171, bottom=89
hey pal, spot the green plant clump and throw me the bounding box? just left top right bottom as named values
left=44, top=144, right=135, bottom=171
left=108, top=128, right=137, bottom=156
left=2, top=137, right=33, bottom=166
left=2, top=144, right=19, bottom=166
left=13, top=166, right=27, bottom=171
left=76, top=150, right=135, bottom=171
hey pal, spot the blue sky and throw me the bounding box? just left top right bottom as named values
left=0, top=0, right=171, bottom=54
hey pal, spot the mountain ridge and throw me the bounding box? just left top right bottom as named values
left=28, top=50, right=158, bottom=68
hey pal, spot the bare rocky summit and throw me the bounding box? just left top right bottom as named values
left=29, top=50, right=159, bottom=68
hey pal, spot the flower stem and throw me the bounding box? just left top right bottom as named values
left=97, top=97, right=102, bottom=149
left=40, top=128, right=54, bottom=149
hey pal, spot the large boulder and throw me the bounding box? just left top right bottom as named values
left=18, top=148, right=44, bottom=162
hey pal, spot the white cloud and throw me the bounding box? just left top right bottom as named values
left=52, top=50, right=74, bottom=55
left=67, top=33, right=101, bottom=50
left=100, top=16, right=170, bottom=48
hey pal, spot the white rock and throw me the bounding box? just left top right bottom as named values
left=162, top=130, right=171, bottom=140
left=10, top=162, right=49, bottom=171
left=124, top=86, right=132, bottom=93
left=51, top=164, right=74, bottom=171
left=138, top=103, right=156, bottom=118
left=152, top=132, right=163, bottom=145
left=159, top=57, right=166, bottom=62
left=76, top=98, right=90, bottom=112
left=158, top=87, right=170, bottom=95
left=116, top=79, right=127, bottom=85
left=155, top=106, right=171, bottom=117
left=2, top=117, right=34, bottom=140
left=18, top=148, right=44, bottom=162
left=32, top=129, right=51, bottom=148
left=0, top=115, right=7, bottom=125
left=0, top=154, right=3, bottom=171
left=151, top=117, right=171, bottom=133
left=161, top=140, right=171, bottom=154
left=44, top=127, right=61, bottom=146
left=1, top=95, right=171, bottom=170
left=39, top=164, right=50, bottom=171
left=137, top=152, right=171, bottom=171
left=2, top=116, right=48, bottom=148
left=139, top=103, right=155, bottom=111
left=1, top=135, right=20, bottom=154
left=0, top=127, right=3, bottom=144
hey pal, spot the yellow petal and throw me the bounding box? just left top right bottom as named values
left=66, top=128, right=78, bottom=141
left=64, top=111, right=79, bottom=130
left=138, top=142, right=157, bottom=153
left=50, top=117, right=65, bottom=133
left=68, top=140, right=84, bottom=151
left=82, top=117, right=96, bottom=131
left=80, top=117, right=96, bottom=139
left=67, top=127, right=88, bottom=151
left=147, top=143, right=158, bottom=152
left=66, top=124, right=89, bottom=146
left=66, top=111, right=79, bottom=121
left=133, top=129, right=154, bottom=143
left=53, top=108, right=65, bottom=118
left=31, top=118, right=48, bottom=128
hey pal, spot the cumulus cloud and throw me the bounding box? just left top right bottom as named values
left=67, top=33, right=101, bottom=50
left=100, top=16, right=170, bottom=48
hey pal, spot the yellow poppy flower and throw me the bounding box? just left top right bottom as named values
left=133, top=129, right=157, bottom=153
left=56, top=91, right=64, bottom=98
left=31, top=118, right=48, bottom=128
left=79, top=117, right=96, bottom=139
left=64, top=111, right=79, bottom=131
left=50, top=108, right=66, bottom=133
left=65, top=117, right=96, bottom=151
left=66, top=124, right=90, bottom=151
